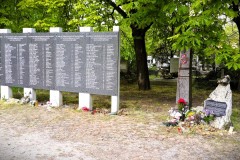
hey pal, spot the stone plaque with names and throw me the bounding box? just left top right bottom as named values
left=0, top=32, right=120, bottom=96
left=28, top=33, right=55, bottom=90
left=1, top=33, right=29, bottom=87
left=55, top=32, right=86, bottom=92
left=85, top=32, right=119, bottom=96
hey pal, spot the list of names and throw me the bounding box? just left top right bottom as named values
left=0, top=32, right=119, bottom=95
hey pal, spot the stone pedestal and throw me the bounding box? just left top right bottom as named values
left=204, top=75, right=232, bottom=129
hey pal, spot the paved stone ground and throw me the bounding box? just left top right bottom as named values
left=0, top=103, right=240, bottom=160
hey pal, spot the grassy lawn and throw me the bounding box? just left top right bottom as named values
left=9, top=79, right=240, bottom=131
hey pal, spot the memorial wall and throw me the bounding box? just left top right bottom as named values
left=0, top=32, right=119, bottom=96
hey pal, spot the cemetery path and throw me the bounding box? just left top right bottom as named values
left=0, top=103, right=240, bottom=160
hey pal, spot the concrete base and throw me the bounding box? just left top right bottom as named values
left=1, top=86, right=12, bottom=100
left=78, top=93, right=92, bottom=110
left=79, top=27, right=93, bottom=32
left=50, top=90, right=63, bottom=107
left=50, top=27, right=62, bottom=33
left=111, top=96, right=119, bottom=113
left=24, top=88, right=36, bottom=101
left=0, top=29, right=11, bottom=33
left=23, top=28, right=36, bottom=33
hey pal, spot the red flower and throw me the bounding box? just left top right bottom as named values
left=82, top=107, right=90, bottom=112
left=177, top=98, right=186, bottom=105
left=178, top=127, right=182, bottom=134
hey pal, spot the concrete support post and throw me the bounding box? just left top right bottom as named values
left=24, top=88, right=36, bottom=101
left=23, top=28, right=36, bottom=101
left=78, top=93, right=92, bottom=110
left=0, top=29, right=12, bottom=100
left=1, top=86, right=12, bottom=100
left=50, top=90, right=63, bottom=106
left=111, top=26, right=120, bottom=114
left=78, top=27, right=93, bottom=110
left=0, top=29, right=11, bottom=33
left=49, top=27, right=63, bottom=106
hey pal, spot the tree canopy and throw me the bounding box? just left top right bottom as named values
left=0, top=0, right=240, bottom=89
left=165, top=0, right=240, bottom=70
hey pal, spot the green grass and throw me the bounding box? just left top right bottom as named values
left=232, top=92, right=240, bottom=130
left=12, top=87, right=24, bottom=99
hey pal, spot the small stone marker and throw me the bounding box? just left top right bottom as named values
left=120, top=61, right=128, bottom=73
left=204, top=75, right=232, bottom=129
left=176, top=50, right=192, bottom=107
left=170, top=58, right=179, bottom=73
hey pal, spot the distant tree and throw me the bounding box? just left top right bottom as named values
left=18, top=0, right=77, bottom=31
left=164, top=0, right=239, bottom=68
left=224, top=22, right=238, bottom=48
left=165, top=0, right=240, bottom=90
left=0, top=0, right=24, bottom=32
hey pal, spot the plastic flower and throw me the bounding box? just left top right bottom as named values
left=204, top=109, right=210, bottom=116
left=177, top=98, right=187, bottom=111
left=177, top=98, right=187, bottom=105
left=82, top=107, right=90, bottom=112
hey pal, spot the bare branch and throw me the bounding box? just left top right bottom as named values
left=103, top=0, right=128, bottom=18
left=143, top=23, right=153, bottom=33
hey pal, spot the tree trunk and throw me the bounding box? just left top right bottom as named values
left=233, top=19, right=240, bottom=90
left=232, top=2, right=240, bottom=91
left=238, top=79, right=240, bottom=91
left=131, top=26, right=151, bottom=90
left=103, top=0, right=151, bottom=90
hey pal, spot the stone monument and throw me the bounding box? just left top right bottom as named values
left=170, top=58, right=179, bottom=73
left=176, top=50, right=192, bottom=107
left=204, top=75, right=232, bottom=129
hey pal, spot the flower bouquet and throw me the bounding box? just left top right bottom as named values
left=177, top=98, right=188, bottom=121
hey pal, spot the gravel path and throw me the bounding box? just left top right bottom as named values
left=0, top=103, right=240, bottom=160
